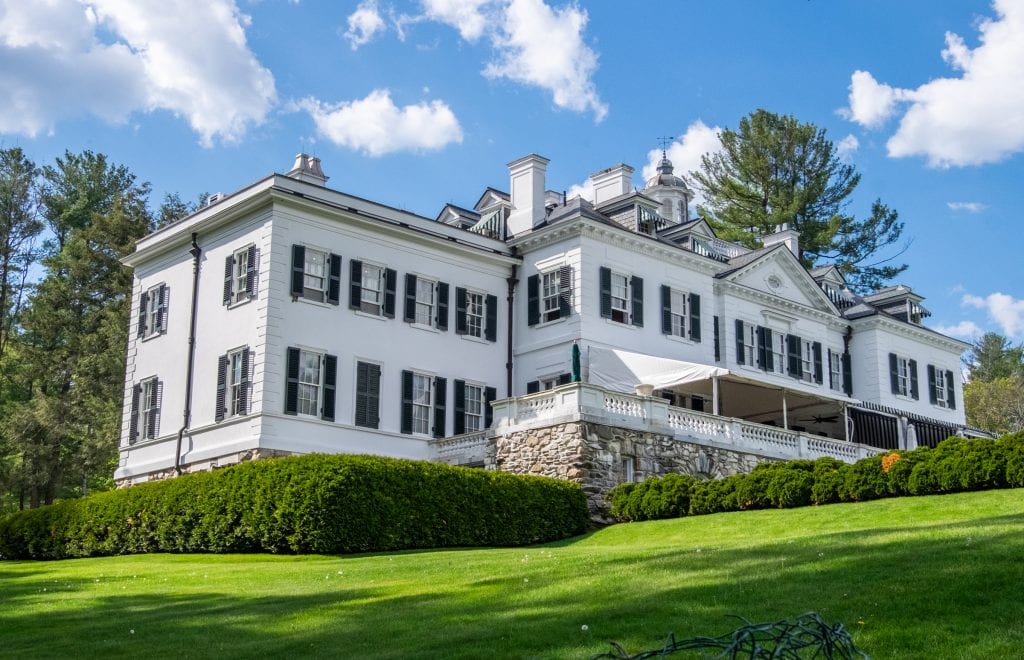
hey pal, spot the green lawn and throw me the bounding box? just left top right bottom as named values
left=3, top=489, right=1024, bottom=659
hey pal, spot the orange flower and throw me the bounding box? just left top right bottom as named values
left=881, top=453, right=902, bottom=473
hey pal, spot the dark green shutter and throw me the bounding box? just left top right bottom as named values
left=927, top=364, right=937, bottom=404
left=787, top=334, right=802, bottom=378
left=558, top=266, right=572, bottom=318
left=735, top=319, right=745, bottom=365
left=909, top=359, right=919, bottom=400
left=137, top=291, right=148, bottom=338
left=404, top=273, right=417, bottom=322
left=147, top=380, right=162, bottom=440
left=812, top=342, right=823, bottom=384
left=129, top=384, right=140, bottom=443
left=245, top=245, right=257, bottom=298
left=157, top=285, right=168, bottom=333
left=437, top=282, right=449, bottom=330
left=599, top=267, right=612, bottom=318
left=349, top=259, right=362, bottom=309
left=455, top=287, right=467, bottom=334
left=239, top=350, right=251, bottom=415
left=453, top=380, right=466, bottom=435
left=433, top=376, right=446, bottom=438
left=842, top=352, right=852, bottom=395
left=224, top=254, right=235, bottom=304
left=630, top=276, right=643, bottom=327
left=526, top=380, right=539, bottom=394
left=290, top=245, right=305, bottom=298
left=527, top=274, right=540, bottom=325
left=285, top=347, right=300, bottom=415
left=215, top=354, right=228, bottom=422
left=327, top=254, right=342, bottom=305
left=713, top=316, right=720, bottom=361
left=827, top=351, right=834, bottom=389
left=400, top=370, right=414, bottom=434
left=484, top=387, right=496, bottom=427
left=558, top=373, right=572, bottom=385
left=485, top=294, right=497, bottom=342
left=660, top=285, right=672, bottom=334
left=383, top=268, right=396, bottom=318
left=756, top=326, right=768, bottom=370
left=355, top=361, right=380, bottom=429
left=321, top=354, right=337, bottom=421
left=688, top=293, right=701, bottom=341
left=946, top=370, right=956, bottom=409
left=889, top=353, right=899, bottom=394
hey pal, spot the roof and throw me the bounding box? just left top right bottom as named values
left=713, top=245, right=778, bottom=278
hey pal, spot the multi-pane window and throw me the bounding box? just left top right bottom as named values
left=829, top=349, right=844, bottom=392
left=541, top=271, right=561, bottom=322
left=465, top=291, right=484, bottom=338
left=743, top=324, right=757, bottom=366
left=228, top=349, right=246, bottom=417
left=771, top=333, right=786, bottom=375
left=139, top=378, right=158, bottom=441
left=464, top=384, right=483, bottom=432
left=896, top=356, right=911, bottom=397
left=232, top=247, right=250, bottom=304
left=415, top=278, right=435, bottom=325
left=610, top=273, right=629, bottom=323
left=297, top=350, right=322, bottom=416
left=304, top=248, right=327, bottom=298
left=412, top=373, right=433, bottom=435
left=669, top=289, right=687, bottom=337
left=800, top=340, right=814, bottom=383
left=144, top=285, right=162, bottom=337
left=361, top=263, right=384, bottom=311
left=934, top=369, right=948, bottom=408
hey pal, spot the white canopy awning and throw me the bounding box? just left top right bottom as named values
left=588, top=346, right=729, bottom=393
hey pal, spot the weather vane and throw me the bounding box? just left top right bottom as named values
left=657, top=136, right=674, bottom=157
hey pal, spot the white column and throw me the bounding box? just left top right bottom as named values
left=782, top=390, right=789, bottom=429
left=712, top=376, right=720, bottom=416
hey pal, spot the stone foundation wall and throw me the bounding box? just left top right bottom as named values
left=115, top=448, right=294, bottom=487
left=495, top=421, right=770, bottom=519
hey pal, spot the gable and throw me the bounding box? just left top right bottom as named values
left=474, top=188, right=510, bottom=213
left=723, top=247, right=838, bottom=314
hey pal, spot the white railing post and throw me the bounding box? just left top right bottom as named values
left=798, top=434, right=809, bottom=458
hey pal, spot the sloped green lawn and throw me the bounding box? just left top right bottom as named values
left=3, top=489, right=1024, bottom=659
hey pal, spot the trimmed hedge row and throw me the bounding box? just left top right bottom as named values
left=610, top=432, right=1024, bottom=522
left=0, top=454, right=590, bottom=560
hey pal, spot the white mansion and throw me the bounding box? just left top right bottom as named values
left=116, top=152, right=976, bottom=489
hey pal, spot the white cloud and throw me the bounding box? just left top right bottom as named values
left=842, top=0, right=1024, bottom=167
left=931, top=320, right=984, bottom=339
left=300, top=90, right=463, bottom=156
left=421, top=0, right=493, bottom=41
left=836, top=134, right=860, bottom=162
left=963, top=291, right=1024, bottom=338
left=0, top=0, right=276, bottom=146
left=345, top=0, right=386, bottom=49
left=947, top=201, right=988, bottom=213
left=639, top=120, right=723, bottom=208
left=566, top=178, right=593, bottom=202
left=483, top=0, right=607, bottom=121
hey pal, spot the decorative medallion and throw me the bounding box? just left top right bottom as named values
left=766, top=273, right=783, bottom=291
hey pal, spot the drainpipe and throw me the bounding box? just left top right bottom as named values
left=175, top=233, right=202, bottom=475
left=505, top=263, right=518, bottom=397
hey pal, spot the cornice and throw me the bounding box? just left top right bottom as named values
left=715, top=280, right=848, bottom=329
left=853, top=315, right=970, bottom=353
left=720, top=248, right=840, bottom=316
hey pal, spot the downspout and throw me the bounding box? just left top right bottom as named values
left=175, top=233, right=202, bottom=475
left=505, top=263, right=518, bottom=398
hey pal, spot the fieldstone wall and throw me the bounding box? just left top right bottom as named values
left=494, top=421, right=769, bottom=519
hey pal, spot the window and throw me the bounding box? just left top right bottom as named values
left=829, top=349, right=843, bottom=392
left=137, top=284, right=167, bottom=339
left=290, top=245, right=340, bottom=305
left=355, top=361, right=381, bottom=428
left=404, top=275, right=448, bottom=329
left=661, top=288, right=701, bottom=341
left=934, top=369, right=948, bottom=408
left=349, top=260, right=395, bottom=316
left=225, top=244, right=258, bottom=305
left=216, top=348, right=251, bottom=421
left=412, top=373, right=432, bottom=435
left=456, top=288, right=497, bottom=341
left=771, top=333, right=786, bottom=375
left=465, top=291, right=484, bottom=338
left=889, top=353, right=918, bottom=399
left=525, top=373, right=572, bottom=393
left=600, top=267, right=642, bottom=327
left=454, top=381, right=495, bottom=434
left=463, top=384, right=483, bottom=432
left=928, top=365, right=955, bottom=409
left=415, top=278, right=435, bottom=325
left=285, top=347, right=338, bottom=420
left=669, top=289, right=686, bottom=336
left=743, top=324, right=757, bottom=366
left=402, top=371, right=446, bottom=437
left=800, top=340, right=814, bottom=383
left=130, top=377, right=161, bottom=444
left=528, top=266, right=572, bottom=325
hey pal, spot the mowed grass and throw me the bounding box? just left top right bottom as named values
left=3, top=489, right=1024, bottom=659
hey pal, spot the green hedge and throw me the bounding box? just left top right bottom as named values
left=0, top=454, right=589, bottom=560
left=609, top=432, right=1024, bottom=522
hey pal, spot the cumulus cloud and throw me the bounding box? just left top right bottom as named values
left=344, top=0, right=386, bottom=49
left=0, top=0, right=276, bottom=146
left=483, top=0, right=607, bottom=121
left=947, top=201, right=988, bottom=213
left=963, top=291, right=1024, bottom=338
left=842, top=0, right=1024, bottom=167
left=836, top=134, right=860, bottom=162
left=565, top=178, right=593, bottom=202
left=931, top=320, right=984, bottom=339
left=421, top=0, right=493, bottom=41
left=639, top=121, right=723, bottom=208
left=300, top=90, right=463, bottom=156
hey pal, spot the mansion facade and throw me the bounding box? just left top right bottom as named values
left=116, top=152, right=975, bottom=490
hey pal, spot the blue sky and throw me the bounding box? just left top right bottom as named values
left=1, top=0, right=1022, bottom=346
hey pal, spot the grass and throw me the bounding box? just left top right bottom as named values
left=3, top=489, right=1024, bottom=659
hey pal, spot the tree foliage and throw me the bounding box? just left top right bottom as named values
left=692, top=109, right=908, bottom=292
left=962, top=333, right=1024, bottom=435
left=967, top=332, right=1024, bottom=382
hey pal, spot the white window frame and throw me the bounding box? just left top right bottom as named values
left=297, top=350, right=323, bottom=417
left=415, top=277, right=436, bottom=326
left=144, top=284, right=162, bottom=337
left=464, top=383, right=484, bottom=432
left=610, top=272, right=630, bottom=324
left=465, top=290, right=484, bottom=338
left=829, top=349, right=843, bottom=392
left=227, top=348, right=246, bottom=417
left=539, top=376, right=562, bottom=391
left=771, top=332, right=786, bottom=375
left=139, top=377, right=158, bottom=441
left=232, top=246, right=250, bottom=304
left=412, top=372, right=433, bottom=435
left=361, top=262, right=385, bottom=313
left=896, top=356, right=911, bottom=397
left=934, top=369, right=948, bottom=408
left=303, top=248, right=328, bottom=300
left=669, top=289, right=687, bottom=337
left=801, top=340, right=814, bottom=383
left=541, top=270, right=562, bottom=323
left=742, top=324, right=757, bottom=367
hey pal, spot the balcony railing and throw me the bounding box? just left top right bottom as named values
left=687, top=235, right=749, bottom=262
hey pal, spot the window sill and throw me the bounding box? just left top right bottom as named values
left=294, top=296, right=333, bottom=309
left=604, top=318, right=639, bottom=330
left=411, top=322, right=440, bottom=334
left=140, top=332, right=164, bottom=343
left=460, top=334, right=491, bottom=345
left=354, top=310, right=388, bottom=321
left=228, top=296, right=255, bottom=310
left=664, top=333, right=693, bottom=345
left=532, top=316, right=567, bottom=330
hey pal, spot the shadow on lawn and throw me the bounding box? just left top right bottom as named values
left=2, top=510, right=1024, bottom=659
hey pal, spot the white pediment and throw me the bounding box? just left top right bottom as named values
left=724, top=247, right=837, bottom=313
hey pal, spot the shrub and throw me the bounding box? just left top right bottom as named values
left=608, top=474, right=697, bottom=521
left=885, top=447, right=930, bottom=496
left=811, top=457, right=848, bottom=505
left=766, top=468, right=814, bottom=508
left=843, top=455, right=889, bottom=501
left=0, top=454, right=589, bottom=560
left=1001, top=431, right=1024, bottom=487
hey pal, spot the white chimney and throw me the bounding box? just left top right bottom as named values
left=287, top=153, right=329, bottom=185
left=590, top=164, right=634, bottom=206
left=762, top=225, right=801, bottom=259
left=506, top=154, right=549, bottom=236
